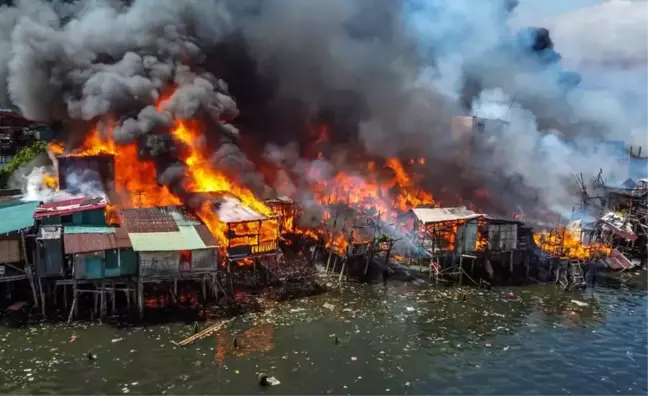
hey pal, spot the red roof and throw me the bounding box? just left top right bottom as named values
left=64, top=228, right=131, bottom=254
left=34, top=197, right=106, bottom=219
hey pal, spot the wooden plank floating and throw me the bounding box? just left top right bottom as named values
left=177, top=319, right=232, bottom=347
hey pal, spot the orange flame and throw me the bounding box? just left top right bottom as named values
left=533, top=227, right=611, bottom=259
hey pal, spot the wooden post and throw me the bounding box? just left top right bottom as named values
left=99, top=281, right=106, bottom=320
left=330, top=256, right=338, bottom=277
left=458, top=254, right=464, bottom=285
left=338, top=258, right=347, bottom=285
left=509, top=251, right=514, bottom=274
left=67, top=286, right=78, bottom=325
left=173, top=278, right=178, bottom=297
left=63, top=283, right=68, bottom=311
left=126, top=280, right=131, bottom=310
left=21, top=231, right=40, bottom=310
left=325, top=251, right=333, bottom=274
left=37, top=276, right=46, bottom=316
left=201, top=275, right=207, bottom=300
left=111, top=280, right=116, bottom=314
left=137, top=278, right=144, bottom=320
left=253, top=258, right=258, bottom=285
left=73, top=278, right=79, bottom=318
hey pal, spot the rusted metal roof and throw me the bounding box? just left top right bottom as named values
left=64, top=227, right=132, bottom=254
left=195, top=224, right=218, bottom=247
left=34, top=197, right=106, bottom=219
left=121, top=207, right=179, bottom=233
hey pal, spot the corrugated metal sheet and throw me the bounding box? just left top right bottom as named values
left=195, top=224, right=218, bottom=247
left=412, top=207, right=483, bottom=224
left=33, top=197, right=106, bottom=219
left=129, top=225, right=209, bottom=252
left=64, top=228, right=132, bottom=254
left=38, top=226, right=62, bottom=240
left=215, top=197, right=266, bottom=223
left=65, top=225, right=116, bottom=234
left=121, top=208, right=179, bottom=233
left=0, top=200, right=38, bottom=234
left=0, top=239, right=21, bottom=263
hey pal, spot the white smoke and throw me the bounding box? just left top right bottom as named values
left=22, top=166, right=58, bottom=202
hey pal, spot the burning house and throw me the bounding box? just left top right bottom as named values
left=407, top=206, right=527, bottom=284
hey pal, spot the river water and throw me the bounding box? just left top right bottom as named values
left=1, top=281, right=646, bottom=395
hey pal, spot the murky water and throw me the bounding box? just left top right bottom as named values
left=1, top=282, right=646, bottom=395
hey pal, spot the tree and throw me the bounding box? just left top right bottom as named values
left=0, top=140, right=49, bottom=188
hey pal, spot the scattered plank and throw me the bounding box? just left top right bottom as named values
left=177, top=319, right=232, bottom=347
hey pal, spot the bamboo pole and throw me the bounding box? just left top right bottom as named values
left=177, top=319, right=232, bottom=347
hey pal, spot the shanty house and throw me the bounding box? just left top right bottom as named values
left=64, top=226, right=136, bottom=280
left=121, top=207, right=219, bottom=279
left=0, top=196, right=39, bottom=291
left=410, top=206, right=520, bottom=254
left=208, top=194, right=279, bottom=262
left=33, top=197, right=109, bottom=278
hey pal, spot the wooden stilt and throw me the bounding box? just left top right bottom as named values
left=173, top=278, right=178, bottom=297
left=53, top=283, right=58, bottom=306
left=99, top=281, right=106, bottom=320
left=21, top=231, right=39, bottom=309
left=211, top=273, right=218, bottom=298
left=201, top=275, right=207, bottom=300
left=137, top=278, right=144, bottom=320
left=67, top=291, right=78, bottom=325
left=73, top=278, right=79, bottom=318
left=63, top=283, right=68, bottom=311
left=126, top=281, right=131, bottom=310
left=338, top=258, right=347, bottom=285
left=458, top=255, right=464, bottom=285
left=330, top=256, right=338, bottom=277
left=37, top=276, right=45, bottom=316
left=111, top=280, right=116, bottom=315
left=253, top=258, right=257, bottom=284
left=325, top=251, right=333, bottom=273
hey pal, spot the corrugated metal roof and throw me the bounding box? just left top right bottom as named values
left=121, top=207, right=179, bottom=233
left=64, top=225, right=116, bottom=234
left=214, top=197, right=266, bottom=223
left=128, top=225, right=211, bottom=252
left=411, top=206, right=483, bottom=224
left=0, top=200, right=38, bottom=234
left=38, top=226, right=62, bottom=240
left=34, top=197, right=106, bottom=219
left=64, top=228, right=132, bottom=254
left=195, top=224, right=218, bottom=247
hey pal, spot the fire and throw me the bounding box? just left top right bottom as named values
left=50, top=125, right=180, bottom=209
left=533, top=227, right=611, bottom=259
left=44, top=87, right=279, bottom=256
left=42, top=172, right=58, bottom=190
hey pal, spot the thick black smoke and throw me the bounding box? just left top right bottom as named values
left=0, top=0, right=642, bottom=218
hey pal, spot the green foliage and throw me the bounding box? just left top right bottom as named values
left=0, top=140, right=49, bottom=188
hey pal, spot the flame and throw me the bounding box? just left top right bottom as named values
left=533, top=227, right=611, bottom=259
left=42, top=172, right=58, bottom=190
left=45, top=91, right=278, bottom=255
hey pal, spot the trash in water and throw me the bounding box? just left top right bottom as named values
left=405, top=306, right=415, bottom=312
left=323, top=303, right=335, bottom=311
left=111, top=338, right=124, bottom=343
left=351, top=356, right=357, bottom=361
left=570, top=300, right=588, bottom=307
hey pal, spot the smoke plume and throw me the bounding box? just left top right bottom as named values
left=0, top=0, right=644, bottom=218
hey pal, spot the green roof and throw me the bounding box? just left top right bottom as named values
left=0, top=200, right=38, bottom=234
left=129, top=226, right=211, bottom=252
left=64, top=225, right=116, bottom=234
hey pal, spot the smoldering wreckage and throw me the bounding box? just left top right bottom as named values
left=0, top=0, right=645, bottom=326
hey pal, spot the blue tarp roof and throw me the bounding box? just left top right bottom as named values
left=0, top=199, right=38, bottom=234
